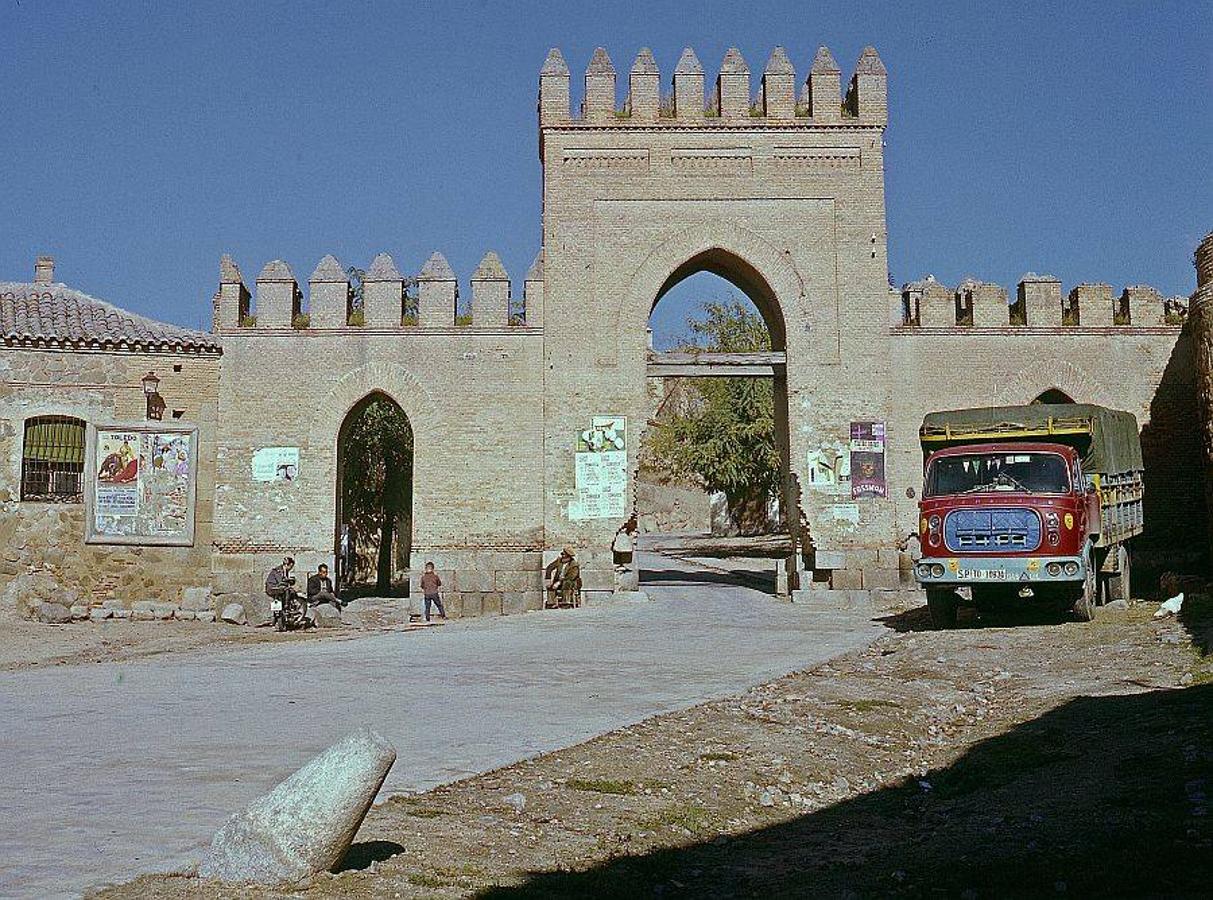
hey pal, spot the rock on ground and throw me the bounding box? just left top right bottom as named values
left=198, top=726, right=396, bottom=884
left=220, top=603, right=246, bottom=625
left=35, top=602, right=71, bottom=624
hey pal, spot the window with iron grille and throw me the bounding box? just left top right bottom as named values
left=21, top=416, right=86, bottom=502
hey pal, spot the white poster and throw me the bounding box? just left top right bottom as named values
left=570, top=416, right=628, bottom=521
left=252, top=447, right=300, bottom=482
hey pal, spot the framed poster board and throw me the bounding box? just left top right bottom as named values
left=84, top=423, right=199, bottom=546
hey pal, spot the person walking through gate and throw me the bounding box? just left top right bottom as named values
left=419, top=561, right=446, bottom=622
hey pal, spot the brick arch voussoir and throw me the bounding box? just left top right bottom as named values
left=312, top=362, right=437, bottom=455
left=619, top=221, right=809, bottom=341
left=998, top=360, right=1114, bottom=408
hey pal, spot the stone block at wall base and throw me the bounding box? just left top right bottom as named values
left=829, top=568, right=864, bottom=591
left=790, top=586, right=875, bottom=611
left=522, top=591, right=544, bottom=612
left=861, top=568, right=901, bottom=591
left=181, top=586, right=214, bottom=611
left=455, top=570, right=494, bottom=593
left=494, top=571, right=541, bottom=592
left=502, top=592, right=526, bottom=616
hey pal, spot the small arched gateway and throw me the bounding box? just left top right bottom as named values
left=335, top=392, right=414, bottom=594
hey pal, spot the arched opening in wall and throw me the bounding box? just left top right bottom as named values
left=335, top=392, right=414, bottom=596
left=1032, top=389, right=1076, bottom=405
left=639, top=259, right=792, bottom=594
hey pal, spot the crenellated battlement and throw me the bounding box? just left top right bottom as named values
left=899, top=273, right=1187, bottom=330
left=212, top=251, right=543, bottom=333
left=538, top=44, right=888, bottom=128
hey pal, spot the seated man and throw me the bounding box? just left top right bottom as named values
left=544, top=546, right=582, bottom=608
left=266, top=556, right=311, bottom=629
left=265, top=556, right=296, bottom=604
left=307, top=563, right=345, bottom=609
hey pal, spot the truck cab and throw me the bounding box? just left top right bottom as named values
left=913, top=404, right=1143, bottom=627
left=916, top=442, right=1097, bottom=588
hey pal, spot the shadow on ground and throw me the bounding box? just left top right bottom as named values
left=480, top=685, right=1212, bottom=899
left=641, top=566, right=776, bottom=596
left=335, top=839, right=406, bottom=872
left=876, top=602, right=1075, bottom=633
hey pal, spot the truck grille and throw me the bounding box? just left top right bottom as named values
left=944, top=508, right=1041, bottom=553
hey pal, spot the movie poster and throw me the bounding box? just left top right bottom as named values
left=569, top=416, right=628, bottom=521
left=86, top=425, right=198, bottom=545
left=850, top=421, right=887, bottom=499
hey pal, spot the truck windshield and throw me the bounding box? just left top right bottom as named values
left=926, top=452, right=1070, bottom=497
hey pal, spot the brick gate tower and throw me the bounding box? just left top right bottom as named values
left=537, top=45, right=898, bottom=591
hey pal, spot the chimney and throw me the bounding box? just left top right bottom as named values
left=34, top=255, right=55, bottom=284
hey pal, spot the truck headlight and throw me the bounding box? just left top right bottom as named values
left=1046, top=562, right=1061, bottom=576
left=930, top=563, right=945, bottom=578
left=1063, top=561, right=1079, bottom=576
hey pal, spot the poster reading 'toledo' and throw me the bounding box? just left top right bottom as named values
left=850, top=421, right=887, bottom=499
left=86, top=425, right=199, bottom=546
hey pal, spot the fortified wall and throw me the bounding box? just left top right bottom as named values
left=0, top=42, right=1208, bottom=619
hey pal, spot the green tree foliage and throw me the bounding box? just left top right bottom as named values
left=340, top=394, right=413, bottom=591
left=649, top=298, right=780, bottom=533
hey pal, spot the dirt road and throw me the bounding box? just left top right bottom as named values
left=100, top=593, right=1212, bottom=899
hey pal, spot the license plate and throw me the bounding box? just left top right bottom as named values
left=958, top=568, right=1009, bottom=581
left=271, top=600, right=283, bottom=612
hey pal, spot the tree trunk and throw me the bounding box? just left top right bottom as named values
left=376, top=515, right=394, bottom=593
left=727, top=490, right=770, bottom=536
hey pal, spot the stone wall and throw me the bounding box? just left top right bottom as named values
left=887, top=326, right=1203, bottom=580
left=0, top=347, right=220, bottom=606
left=539, top=44, right=897, bottom=592
left=210, top=291, right=546, bottom=618
left=1188, top=233, right=1213, bottom=564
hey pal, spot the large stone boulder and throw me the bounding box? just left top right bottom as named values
left=198, top=727, right=396, bottom=884
left=35, top=601, right=72, bottom=624
left=181, top=586, right=213, bottom=611
left=220, top=603, right=247, bottom=625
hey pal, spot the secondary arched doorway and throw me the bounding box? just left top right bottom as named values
left=335, top=391, right=414, bottom=594
left=1032, top=388, right=1075, bottom=404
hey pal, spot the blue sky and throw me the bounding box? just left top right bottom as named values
left=1, top=1, right=1209, bottom=337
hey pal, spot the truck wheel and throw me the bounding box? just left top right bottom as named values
left=1105, top=545, right=1132, bottom=603
left=926, top=588, right=959, bottom=629
left=1072, top=557, right=1098, bottom=622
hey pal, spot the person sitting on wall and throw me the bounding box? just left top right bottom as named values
left=544, top=546, right=582, bottom=608
left=307, top=563, right=345, bottom=610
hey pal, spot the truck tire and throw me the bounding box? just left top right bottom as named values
left=1072, top=555, right=1098, bottom=622
left=926, top=588, right=959, bottom=629
left=1105, top=545, right=1132, bottom=603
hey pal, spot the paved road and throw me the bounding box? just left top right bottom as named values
left=0, top=552, right=881, bottom=898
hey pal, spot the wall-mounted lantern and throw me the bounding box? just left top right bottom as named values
left=142, top=371, right=165, bottom=421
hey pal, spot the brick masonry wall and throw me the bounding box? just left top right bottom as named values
left=0, top=347, right=220, bottom=605
left=887, top=327, right=1203, bottom=578
left=540, top=118, right=898, bottom=591
left=210, top=328, right=545, bottom=616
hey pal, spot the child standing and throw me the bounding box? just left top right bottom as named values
left=419, top=561, right=446, bottom=622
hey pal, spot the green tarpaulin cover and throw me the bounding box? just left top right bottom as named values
left=920, top=404, right=1142, bottom=476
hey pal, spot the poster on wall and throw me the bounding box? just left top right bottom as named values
left=806, top=439, right=850, bottom=494
left=252, top=446, right=300, bottom=482
left=569, top=416, right=628, bottom=521
left=85, top=425, right=198, bottom=546
left=850, top=421, right=887, bottom=499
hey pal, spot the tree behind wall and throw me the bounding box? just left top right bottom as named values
left=341, top=396, right=414, bottom=591
left=648, top=299, right=780, bottom=535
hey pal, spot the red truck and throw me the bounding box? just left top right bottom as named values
left=914, top=404, right=1144, bottom=627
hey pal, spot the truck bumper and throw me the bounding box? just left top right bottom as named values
left=914, top=554, right=1086, bottom=587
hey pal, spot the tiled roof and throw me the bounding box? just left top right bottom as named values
left=0, top=282, right=221, bottom=353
